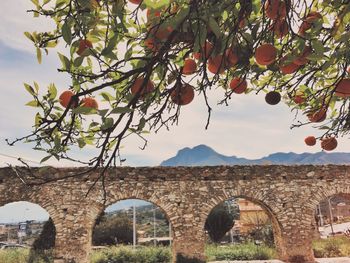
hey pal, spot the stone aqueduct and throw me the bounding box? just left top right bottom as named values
left=1, top=165, right=350, bottom=263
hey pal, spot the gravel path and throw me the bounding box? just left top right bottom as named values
left=209, top=258, right=350, bottom=263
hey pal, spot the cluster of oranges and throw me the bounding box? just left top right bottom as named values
left=58, top=0, right=350, bottom=150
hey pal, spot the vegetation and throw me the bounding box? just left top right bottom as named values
left=93, top=213, right=134, bottom=246
left=90, top=246, right=171, bottom=263
left=7, top=0, right=350, bottom=177
left=205, top=201, right=238, bottom=243
left=312, top=236, right=350, bottom=258
left=206, top=242, right=277, bottom=261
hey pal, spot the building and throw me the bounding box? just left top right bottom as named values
left=235, top=199, right=269, bottom=234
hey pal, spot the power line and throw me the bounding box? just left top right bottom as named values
left=0, top=153, right=42, bottom=165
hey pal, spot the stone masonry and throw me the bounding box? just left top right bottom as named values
left=0, top=165, right=350, bottom=263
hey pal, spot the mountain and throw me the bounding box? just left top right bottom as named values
left=160, top=144, right=350, bottom=166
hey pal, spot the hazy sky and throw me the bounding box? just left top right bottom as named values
left=0, top=1, right=350, bottom=221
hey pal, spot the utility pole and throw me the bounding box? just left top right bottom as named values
left=328, top=198, right=335, bottom=236
left=153, top=206, right=157, bottom=246
left=133, top=202, right=136, bottom=249
left=227, top=200, right=234, bottom=243
left=169, top=222, right=172, bottom=246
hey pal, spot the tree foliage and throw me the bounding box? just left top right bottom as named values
left=205, top=202, right=237, bottom=243
left=92, top=213, right=134, bottom=245
left=8, top=0, right=350, bottom=173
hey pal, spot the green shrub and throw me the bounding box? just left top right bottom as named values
left=176, top=253, right=205, bottom=263
left=313, top=236, right=350, bottom=258
left=205, top=242, right=276, bottom=261
left=90, top=246, right=171, bottom=263
left=0, top=248, right=53, bottom=263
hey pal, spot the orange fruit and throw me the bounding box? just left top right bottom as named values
left=298, top=12, right=323, bottom=36
left=208, top=55, right=225, bottom=74
left=59, top=90, right=77, bottom=108
left=230, top=78, right=247, bottom=94
left=255, top=44, right=277, bottom=66
left=144, top=38, right=159, bottom=52
left=321, top=137, right=337, bottom=151
left=307, top=108, right=327, bottom=123
left=293, top=46, right=312, bottom=66
left=183, top=59, right=197, bottom=75
left=304, top=136, right=316, bottom=146
left=225, top=48, right=239, bottom=68
left=271, top=19, right=289, bottom=38
left=294, top=94, right=305, bottom=104
left=171, top=84, right=195, bottom=106
left=335, top=78, right=350, bottom=97
left=193, top=41, right=214, bottom=60
left=264, top=0, right=287, bottom=20
left=279, top=59, right=300, bottom=75
left=77, top=39, right=93, bottom=56
left=130, top=77, right=155, bottom=97
left=129, top=0, right=142, bottom=5
left=81, top=97, right=98, bottom=110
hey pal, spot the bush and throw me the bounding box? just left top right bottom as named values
left=90, top=246, right=171, bottom=263
left=176, top=254, right=205, bottom=263
left=206, top=242, right=276, bottom=261
left=313, top=236, right=350, bottom=258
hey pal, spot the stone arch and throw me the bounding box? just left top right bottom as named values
left=200, top=188, right=285, bottom=259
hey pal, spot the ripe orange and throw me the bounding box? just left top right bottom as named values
left=77, top=39, right=93, bottom=56
left=298, top=12, right=323, bottom=36
left=225, top=48, right=239, bottom=68
left=321, top=137, right=337, bottom=151
left=271, top=19, right=289, bottom=38
left=144, top=38, right=159, bottom=52
left=307, top=108, right=327, bottom=123
left=293, top=94, right=305, bottom=104
left=264, top=0, right=287, bottom=20
left=171, top=83, right=195, bottom=106
left=335, top=78, right=350, bottom=97
left=255, top=44, right=277, bottom=66
left=130, top=77, right=155, bottom=97
left=279, top=58, right=300, bottom=75
left=183, top=59, right=197, bottom=75
left=208, top=55, right=226, bottom=74
left=147, top=9, right=161, bottom=19
left=81, top=97, right=98, bottom=110
left=59, top=90, right=77, bottom=108
left=304, top=136, right=316, bottom=146
left=230, top=78, right=247, bottom=94
left=129, top=0, right=142, bottom=5
left=293, top=46, right=312, bottom=66
left=193, top=41, right=214, bottom=60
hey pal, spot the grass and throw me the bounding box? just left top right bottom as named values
left=1, top=237, right=349, bottom=263
left=312, top=236, right=350, bottom=258
left=206, top=242, right=277, bottom=261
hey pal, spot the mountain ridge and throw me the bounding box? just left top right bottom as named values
left=160, top=144, right=350, bottom=166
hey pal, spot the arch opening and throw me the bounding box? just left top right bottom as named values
left=203, top=196, right=283, bottom=262
left=312, top=193, right=350, bottom=258
left=0, top=201, right=56, bottom=263
left=90, top=198, right=173, bottom=263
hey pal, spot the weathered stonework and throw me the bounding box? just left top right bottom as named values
left=0, top=165, right=350, bottom=263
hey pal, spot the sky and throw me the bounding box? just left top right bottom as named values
left=0, top=0, right=350, bottom=222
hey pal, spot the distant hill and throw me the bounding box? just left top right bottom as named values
left=160, top=144, right=350, bottom=166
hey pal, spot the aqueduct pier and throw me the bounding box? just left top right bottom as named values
left=0, top=165, right=350, bottom=263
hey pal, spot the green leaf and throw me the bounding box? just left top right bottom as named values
left=48, top=83, right=57, bottom=100
left=26, top=100, right=39, bottom=107
left=100, top=92, right=115, bottom=102
left=62, top=21, right=72, bottom=45
left=40, top=155, right=52, bottom=163
left=36, top=47, right=42, bottom=64
left=208, top=17, right=221, bottom=38
left=111, top=107, right=134, bottom=114
left=73, top=56, right=84, bottom=67
left=58, top=52, right=70, bottom=70
left=101, top=118, right=114, bottom=131
left=24, top=83, right=36, bottom=95
left=73, top=106, right=97, bottom=115
left=24, top=32, right=35, bottom=42
left=101, top=35, right=119, bottom=56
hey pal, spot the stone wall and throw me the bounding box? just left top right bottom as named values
left=0, top=165, right=349, bottom=263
